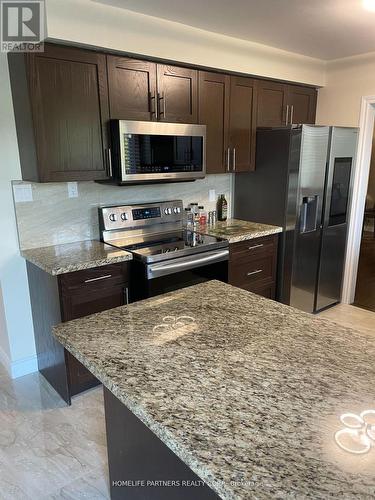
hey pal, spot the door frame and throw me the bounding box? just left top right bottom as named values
left=342, top=95, right=375, bottom=304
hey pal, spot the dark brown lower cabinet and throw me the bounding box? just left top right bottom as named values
left=228, top=235, right=278, bottom=299
left=27, top=261, right=129, bottom=404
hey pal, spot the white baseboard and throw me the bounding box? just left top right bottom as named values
left=0, top=346, right=38, bottom=379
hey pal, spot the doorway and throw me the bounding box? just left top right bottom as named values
left=353, top=131, right=375, bottom=311
left=342, top=97, right=375, bottom=307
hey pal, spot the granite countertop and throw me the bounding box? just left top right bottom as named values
left=53, top=280, right=375, bottom=499
left=22, top=240, right=132, bottom=275
left=200, top=218, right=282, bottom=243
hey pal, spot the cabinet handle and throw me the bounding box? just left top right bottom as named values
left=150, top=91, right=158, bottom=120
left=247, top=269, right=263, bottom=276
left=233, top=147, right=236, bottom=172
left=107, top=148, right=113, bottom=178
left=285, top=105, right=289, bottom=126
left=248, top=243, right=264, bottom=250
left=158, top=92, right=166, bottom=119
left=123, top=286, right=129, bottom=305
left=226, top=147, right=231, bottom=172
left=290, top=104, right=294, bottom=124
left=84, top=274, right=112, bottom=283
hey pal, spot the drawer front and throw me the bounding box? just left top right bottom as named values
left=240, top=282, right=276, bottom=300
left=230, top=234, right=278, bottom=263
left=59, top=262, right=128, bottom=292
left=229, top=255, right=275, bottom=287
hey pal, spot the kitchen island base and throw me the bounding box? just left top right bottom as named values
left=104, top=388, right=219, bottom=500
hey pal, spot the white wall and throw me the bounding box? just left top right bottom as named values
left=0, top=53, right=37, bottom=378
left=46, top=0, right=326, bottom=86
left=316, top=52, right=375, bottom=126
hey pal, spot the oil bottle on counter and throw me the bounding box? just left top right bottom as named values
left=217, top=194, right=228, bottom=221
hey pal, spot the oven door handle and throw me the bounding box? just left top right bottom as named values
left=147, top=249, right=229, bottom=279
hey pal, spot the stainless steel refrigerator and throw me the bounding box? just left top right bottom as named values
left=234, top=125, right=358, bottom=313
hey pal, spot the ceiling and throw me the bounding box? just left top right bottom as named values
left=93, top=0, right=375, bottom=60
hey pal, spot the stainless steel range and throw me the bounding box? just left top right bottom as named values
left=99, top=200, right=229, bottom=300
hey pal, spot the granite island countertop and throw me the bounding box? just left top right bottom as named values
left=199, top=218, right=282, bottom=243
left=53, top=281, right=375, bottom=499
left=21, top=240, right=132, bottom=275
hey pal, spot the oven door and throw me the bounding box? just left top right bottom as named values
left=146, top=249, right=229, bottom=297
left=111, top=120, right=206, bottom=183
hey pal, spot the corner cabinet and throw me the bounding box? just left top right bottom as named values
left=107, top=56, right=198, bottom=123
left=27, top=261, right=129, bottom=404
left=9, top=44, right=111, bottom=182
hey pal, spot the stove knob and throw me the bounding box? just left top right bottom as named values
left=176, top=207, right=181, bottom=213
left=108, top=213, right=117, bottom=222
left=173, top=207, right=178, bottom=214
left=167, top=208, right=172, bottom=215
left=164, top=208, right=169, bottom=215
left=121, top=212, right=128, bottom=221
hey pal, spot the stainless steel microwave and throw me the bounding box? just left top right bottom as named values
left=110, top=120, right=206, bottom=184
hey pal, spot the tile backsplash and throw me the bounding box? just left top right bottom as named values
left=13, top=175, right=233, bottom=250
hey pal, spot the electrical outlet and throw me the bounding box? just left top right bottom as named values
left=67, top=182, right=78, bottom=198
left=209, top=189, right=216, bottom=202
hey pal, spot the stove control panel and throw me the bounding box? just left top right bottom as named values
left=99, top=200, right=184, bottom=231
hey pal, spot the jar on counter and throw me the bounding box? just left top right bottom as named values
left=184, top=207, right=194, bottom=229
left=198, top=206, right=207, bottom=226
left=190, top=203, right=199, bottom=223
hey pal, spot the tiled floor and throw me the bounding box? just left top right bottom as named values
left=0, top=302, right=373, bottom=499
left=0, top=367, right=109, bottom=499
left=318, top=303, right=375, bottom=335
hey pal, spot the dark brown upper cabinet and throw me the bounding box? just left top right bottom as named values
left=256, top=79, right=317, bottom=128
left=199, top=73, right=257, bottom=174
left=107, top=57, right=198, bottom=124
left=157, top=64, right=198, bottom=123
left=198, top=71, right=230, bottom=174
left=228, top=76, right=257, bottom=172
left=9, top=44, right=111, bottom=182
left=287, top=85, right=317, bottom=125
left=256, top=80, right=288, bottom=127
left=107, top=56, right=157, bottom=121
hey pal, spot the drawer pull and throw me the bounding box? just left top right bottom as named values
left=248, top=244, right=264, bottom=250
left=247, top=269, right=263, bottom=276
left=84, top=274, right=112, bottom=283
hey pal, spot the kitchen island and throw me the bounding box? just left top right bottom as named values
left=53, top=281, right=375, bottom=499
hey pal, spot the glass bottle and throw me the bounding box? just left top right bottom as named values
left=217, top=194, right=228, bottom=221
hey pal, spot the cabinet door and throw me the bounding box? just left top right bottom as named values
left=107, top=56, right=157, bottom=120
left=287, top=85, right=317, bottom=124
left=229, top=76, right=257, bottom=172
left=198, top=71, right=230, bottom=174
left=256, top=80, right=288, bottom=127
left=157, top=64, right=198, bottom=123
left=27, top=44, right=110, bottom=182
left=59, top=263, right=129, bottom=397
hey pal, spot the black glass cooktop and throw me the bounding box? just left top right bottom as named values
left=117, top=230, right=228, bottom=264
